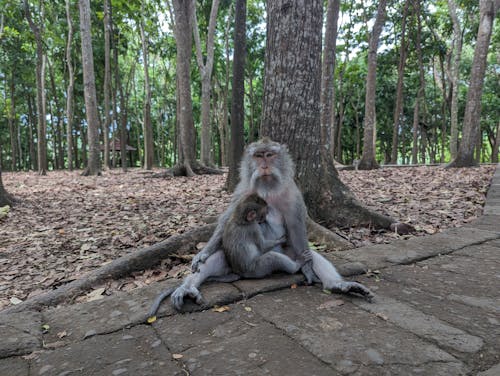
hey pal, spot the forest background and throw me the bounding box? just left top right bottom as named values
left=0, top=0, right=498, bottom=176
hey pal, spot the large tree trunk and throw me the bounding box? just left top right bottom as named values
left=193, top=0, right=220, bottom=167
left=390, top=0, right=410, bottom=164
left=226, top=0, right=246, bottom=192
left=319, top=0, right=340, bottom=159
left=357, top=0, right=387, bottom=170
left=447, top=0, right=463, bottom=160
left=261, top=0, right=398, bottom=230
left=24, top=0, right=47, bottom=175
left=79, top=0, right=101, bottom=176
left=172, top=0, right=197, bottom=176
left=65, top=0, right=74, bottom=171
left=447, top=0, right=499, bottom=168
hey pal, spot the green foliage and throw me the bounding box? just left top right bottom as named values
left=0, top=0, right=498, bottom=171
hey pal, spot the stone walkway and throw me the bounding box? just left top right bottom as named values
left=1, top=165, right=499, bottom=375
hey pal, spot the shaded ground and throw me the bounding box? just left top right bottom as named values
left=0, top=165, right=495, bottom=310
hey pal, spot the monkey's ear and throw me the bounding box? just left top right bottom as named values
left=247, top=210, right=257, bottom=222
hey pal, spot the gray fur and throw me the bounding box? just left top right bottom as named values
left=222, top=195, right=308, bottom=278
left=172, top=139, right=373, bottom=310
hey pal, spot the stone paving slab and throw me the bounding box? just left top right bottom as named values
left=0, top=310, right=41, bottom=358
left=248, top=287, right=466, bottom=375
left=33, top=325, right=182, bottom=376
left=331, top=227, right=499, bottom=272
left=153, top=304, right=336, bottom=376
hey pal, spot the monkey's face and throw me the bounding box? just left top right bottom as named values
left=253, top=150, right=278, bottom=181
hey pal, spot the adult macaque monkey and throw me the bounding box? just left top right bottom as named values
left=223, top=193, right=312, bottom=278
left=171, top=138, right=373, bottom=309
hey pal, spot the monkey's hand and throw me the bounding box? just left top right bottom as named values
left=171, top=284, right=204, bottom=310
left=330, top=281, right=374, bottom=302
left=191, top=251, right=209, bottom=272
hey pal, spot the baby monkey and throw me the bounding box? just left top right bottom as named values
left=223, top=193, right=312, bottom=278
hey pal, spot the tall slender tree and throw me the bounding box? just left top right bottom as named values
left=320, top=0, right=340, bottom=161
left=172, top=0, right=197, bottom=176
left=24, top=0, right=47, bottom=175
left=192, top=0, right=220, bottom=167
left=357, top=0, right=387, bottom=170
left=139, top=4, right=154, bottom=170
left=448, top=0, right=499, bottom=167
left=226, top=0, right=247, bottom=192
left=79, top=0, right=101, bottom=175
left=65, top=0, right=75, bottom=171
left=390, top=0, right=410, bottom=164
left=447, top=0, right=463, bottom=160
left=103, top=0, right=112, bottom=169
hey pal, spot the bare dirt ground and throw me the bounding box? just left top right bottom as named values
left=0, top=165, right=495, bottom=310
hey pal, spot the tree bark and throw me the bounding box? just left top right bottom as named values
left=139, top=5, right=154, bottom=170
left=65, top=0, right=74, bottom=171
left=390, top=0, right=410, bottom=164
left=226, top=0, right=247, bottom=192
left=24, top=0, right=47, bottom=175
left=357, top=0, right=387, bottom=170
left=447, top=0, right=463, bottom=160
left=320, top=0, right=340, bottom=160
left=103, top=0, right=112, bottom=169
left=447, top=0, right=499, bottom=168
left=8, top=73, right=17, bottom=171
left=411, top=0, right=426, bottom=165
left=0, top=167, right=15, bottom=207
left=492, top=121, right=500, bottom=163
left=79, top=0, right=101, bottom=176
left=192, top=0, right=220, bottom=167
left=261, top=0, right=398, bottom=230
left=172, top=0, right=197, bottom=176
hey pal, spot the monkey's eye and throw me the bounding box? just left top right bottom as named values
left=254, top=152, right=264, bottom=159
left=264, top=152, right=275, bottom=158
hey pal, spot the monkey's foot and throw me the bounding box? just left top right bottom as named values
left=330, top=281, right=374, bottom=301
left=171, top=285, right=204, bottom=310
left=191, top=252, right=209, bottom=272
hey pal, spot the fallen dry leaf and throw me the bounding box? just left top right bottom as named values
left=0, top=166, right=494, bottom=310
left=212, top=305, right=230, bottom=313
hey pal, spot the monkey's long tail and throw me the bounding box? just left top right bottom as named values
left=146, top=286, right=177, bottom=324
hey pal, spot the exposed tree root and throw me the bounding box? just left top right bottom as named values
left=2, top=216, right=354, bottom=313
left=2, top=224, right=216, bottom=314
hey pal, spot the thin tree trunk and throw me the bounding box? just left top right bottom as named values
left=412, top=0, right=426, bottom=165
left=8, top=74, right=17, bottom=170
left=492, top=121, right=500, bottom=163
left=320, top=0, right=340, bottom=160
left=65, top=0, right=74, bottom=171
left=103, top=0, right=111, bottom=169
left=24, top=0, right=47, bottom=175
left=447, top=0, right=463, bottom=160
left=358, top=0, right=387, bottom=170
left=139, top=5, right=154, bottom=170
left=226, top=0, right=246, bottom=192
left=192, top=0, right=220, bottom=166
left=448, top=0, right=499, bottom=167
left=79, top=0, right=101, bottom=176
left=390, top=0, right=410, bottom=164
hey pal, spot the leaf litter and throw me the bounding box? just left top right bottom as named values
left=0, top=165, right=495, bottom=310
